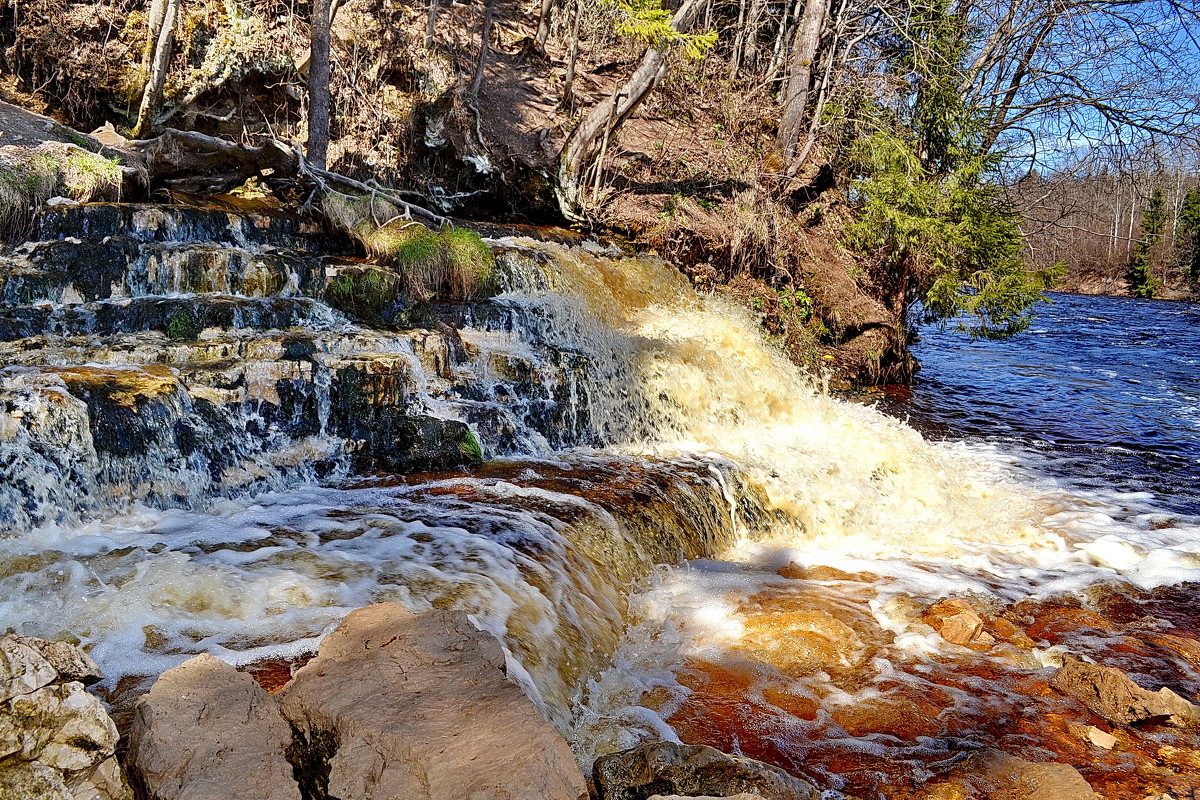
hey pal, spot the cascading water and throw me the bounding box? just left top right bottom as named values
left=2, top=206, right=1198, bottom=797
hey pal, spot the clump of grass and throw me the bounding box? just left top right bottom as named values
left=0, top=142, right=122, bottom=242
left=321, top=192, right=494, bottom=301
left=166, top=309, right=204, bottom=340
left=458, top=429, right=484, bottom=463
left=324, top=267, right=402, bottom=326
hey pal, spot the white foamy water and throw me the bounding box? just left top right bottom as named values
left=2, top=239, right=1198, bottom=787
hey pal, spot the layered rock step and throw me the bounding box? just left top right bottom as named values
left=127, top=604, right=588, bottom=800
left=0, top=202, right=596, bottom=532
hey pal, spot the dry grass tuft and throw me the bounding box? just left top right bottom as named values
left=322, top=192, right=494, bottom=301
left=0, top=142, right=122, bottom=241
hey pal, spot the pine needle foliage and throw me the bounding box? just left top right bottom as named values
left=1175, top=187, right=1200, bottom=284
left=602, top=0, right=716, bottom=58
left=1126, top=188, right=1166, bottom=299
left=845, top=0, right=1063, bottom=339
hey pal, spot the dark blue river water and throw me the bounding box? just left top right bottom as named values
left=891, top=292, right=1200, bottom=515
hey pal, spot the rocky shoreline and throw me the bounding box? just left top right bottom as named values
left=1, top=605, right=824, bottom=800
left=8, top=587, right=1200, bottom=800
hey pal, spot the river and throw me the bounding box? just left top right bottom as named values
left=899, top=292, right=1200, bottom=516
left=3, top=212, right=1200, bottom=798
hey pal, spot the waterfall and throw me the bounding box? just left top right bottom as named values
left=3, top=203, right=1197, bottom=792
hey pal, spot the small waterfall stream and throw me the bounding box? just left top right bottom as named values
left=2, top=202, right=1199, bottom=797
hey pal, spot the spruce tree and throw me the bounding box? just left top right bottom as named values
left=1177, top=187, right=1200, bottom=284
left=845, top=0, right=1063, bottom=339
left=1127, top=189, right=1166, bottom=299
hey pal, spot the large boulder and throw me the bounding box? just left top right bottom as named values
left=592, top=741, right=818, bottom=800
left=948, top=750, right=1096, bottom=800
left=1050, top=654, right=1200, bottom=727
left=276, top=602, right=587, bottom=800
left=0, top=635, right=128, bottom=800
left=126, top=653, right=300, bottom=800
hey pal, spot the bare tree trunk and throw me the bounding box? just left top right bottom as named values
left=742, top=0, right=768, bottom=73
left=764, top=0, right=795, bottom=85
left=535, top=0, right=555, bottom=50
left=728, top=0, right=749, bottom=79
left=472, top=0, right=498, bottom=94
left=776, top=0, right=827, bottom=162
left=556, top=0, right=707, bottom=218
left=132, top=0, right=178, bottom=138
left=426, top=0, right=439, bottom=48
left=307, top=0, right=333, bottom=168
left=562, top=0, right=582, bottom=102
left=139, top=0, right=167, bottom=81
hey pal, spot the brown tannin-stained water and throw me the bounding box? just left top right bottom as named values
left=3, top=213, right=1200, bottom=798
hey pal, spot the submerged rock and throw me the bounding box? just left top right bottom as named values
left=948, top=750, right=1096, bottom=800
left=0, top=635, right=129, bottom=800
left=1050, top=654, right=1200, bottom=727
left=592, top=741, right=818, bottom=800
left=277, top=602, right=587, bottom=800
left=126, top=653, right=299, bottom=800
left=921, top=599, right=994, bottom=648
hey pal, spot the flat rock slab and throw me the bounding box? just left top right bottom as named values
left=593, top=741, right=818, bottom=800
left=126, top=653, right=299, bottom=800
left=277, top=602, right=588, bottom=800
left=1051, top=654, right=1200, bottom=727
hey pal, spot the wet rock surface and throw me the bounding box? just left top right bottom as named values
left=1050, top=654, right=1200, bottom=728
left=940, top=750, right=1097, bottom=800
left=0, top=635, right=128, bottom=800
left=0, top=202, right=595, bottom=531
left=277, top=602, right=588, bottom=800
left=921, top=598, right=994, bottom=647
left=126, top=654, right=299, bottom=800
left=592, top=741, right=818, bottom=800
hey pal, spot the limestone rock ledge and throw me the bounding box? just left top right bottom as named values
left=0, top=634, right=129, bottom=800
left=126, top=603, right=589, bottom=800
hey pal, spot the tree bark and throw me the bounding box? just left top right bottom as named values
left=562, top=0, right=582, bottom=102
left=535, top=0, right=555, bottom=50
left=139, top=0, right=167, bottom=82
left=307, top=0, right=333, bottom=169
left=776, top=0, right=827, bottom=162
left=472, top=0, right=498, bottom=95
left=132, top=0, right=178, bottom=138
left=555, top=0, right=707, bottom=218
left=426, top=0, right=438, bottom=48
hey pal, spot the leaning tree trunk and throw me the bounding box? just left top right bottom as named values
left=776, top=0, right=827, bottom=164
left=535, top=0, right=555, bottom=50
left=555, top=0, right=707, bottom=219
left=308, top=0, right=333, bottom=169
left=472, top=0, right=498, bottom=95
left=132, top=0, right=179, bottom=138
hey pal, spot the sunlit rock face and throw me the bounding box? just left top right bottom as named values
left=277, top=603, right=588, bottom=800
left=0, top=635, right=128, bottom=800
left=126, top=654, right=299, bottom=800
